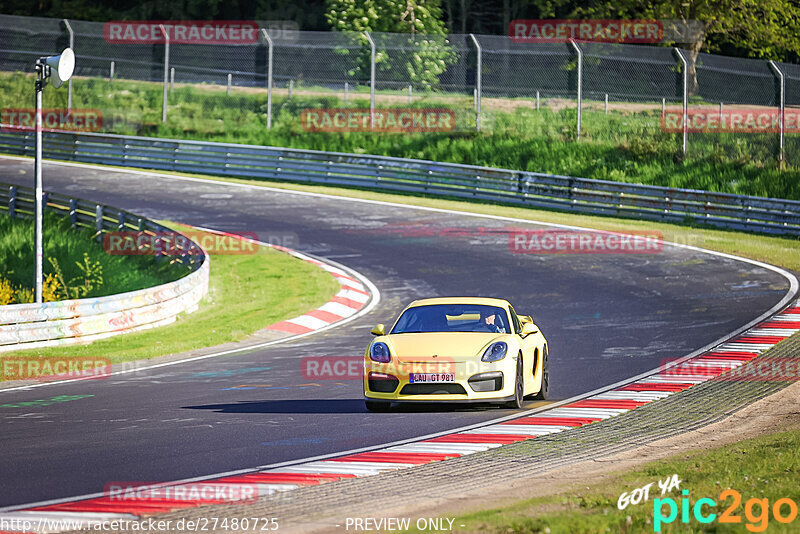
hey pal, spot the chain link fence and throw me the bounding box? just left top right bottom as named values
left=0, top=13, right=796, bottom=166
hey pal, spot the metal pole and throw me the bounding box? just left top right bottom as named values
left=261, top=29, right=273, bottom=129
left=34, top=61, right=45, bottom=303
left=769, top=60, right=785, bottom=163
left=63, top=19, right=74, bottom=113
left=170, top=67, right=174, bottom=92
left=344, top=82, right=348, bottom=104
left=469, top=33, right=482, bottom=132
left=569, top=39, right=582, bottom=139
left=365, top=31, right=376, bottom=129
left=160, top=24, right=169, bottom=123
left=227, top=73, right=232, bottom=95
left=674, top=48, right=688, bottom=156
left=289, top=79, right=293, bottom=99
left=662, top=97, right=665, bottom=116
left=408, top=84, right=412, bottom=104
left=110, top=60, right=115, bottom=87
left=718, top=101, right=723, bottom=123
left=536, top=90, right=540, bottom=110
left=604, top=94, right=608, bottom=114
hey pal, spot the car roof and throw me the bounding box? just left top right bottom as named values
left=406, top=297, right=511, bottom=308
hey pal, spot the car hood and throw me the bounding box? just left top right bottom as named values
left=384, top=332, right=504, bottom=362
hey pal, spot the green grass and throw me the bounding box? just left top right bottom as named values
left=0, top=212, right=186, bottom=300
left=1, top=223, right=340, bottom=366
left=3, top=71, right=799, bottom=201
left=424, top=428, right=800, bottom=534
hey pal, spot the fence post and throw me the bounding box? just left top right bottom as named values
left=536, top=90, right=540, bottom=110
left=569, top=39, right=582, bottom=139
left=408, top=84, right=412, bottom=104
left=160, top=24, right=169, bottom=123
left=344, top=82, right=349, bottom=104
left=469, top=33, right=482, bottom=132
left=365, top=31, right=376, bottom=129
left=289, top=79, right=293, bottom=99
left=261, top=29, right=273, bottom=129
left=673, top=48, right=689, bottom=157
left=769, top=60, right=785, bottom=165
left=63, top=19, right=74, bottom=113
left=8, top=186, right=16, bottom=219
left=170, top=67, right=175, bottom=92
left=227, top=73, right=232, bottom=95
left=604, top=94, right=608, bottom=114
left=109, top=61, right=115, bottom=87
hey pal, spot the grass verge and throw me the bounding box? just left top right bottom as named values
left=2, top=71, right=799, bottom=200
left=0, top=211, right=186, bottom=302
left=423, top=428, right=800, bottom=533
left=1, top=223, right=340, bottom=367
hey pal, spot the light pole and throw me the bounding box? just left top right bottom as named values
left=34, top=48, right=74, bottom=303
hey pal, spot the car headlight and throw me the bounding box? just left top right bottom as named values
left=370, top=342, right=391, bottom=363
left=481, top=341, right=507, bottom=362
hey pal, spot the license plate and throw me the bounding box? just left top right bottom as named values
left=410, top=373, right=455, bottom=383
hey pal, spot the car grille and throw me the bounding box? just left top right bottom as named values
left=399, top=383, right=467, bottom=395
left=368, top=376, right=399, bottom=393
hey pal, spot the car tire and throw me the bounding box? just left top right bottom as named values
left=532, top=348, right=549, bottom=400
left=505, top=353, right=524, bottom=409
left=365, top=400, right=391, bottom=412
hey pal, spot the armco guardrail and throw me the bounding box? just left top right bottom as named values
left=1, top=129, right=799, bottom=235
left=0, top=180, right=209, bottom=353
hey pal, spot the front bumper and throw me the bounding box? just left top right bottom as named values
left=363, top=358, right=516, bottom=403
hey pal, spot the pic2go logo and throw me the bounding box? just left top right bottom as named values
left=654, top=489, right=799, bottom=532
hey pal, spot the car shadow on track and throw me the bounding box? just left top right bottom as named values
left=182, top=399, right=518, bottom=414
left=183, top=399, right=534, bottom=416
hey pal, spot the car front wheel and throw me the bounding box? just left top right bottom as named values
left=504, top=353, right=524, bottom=409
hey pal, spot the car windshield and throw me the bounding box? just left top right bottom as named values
left=391, top=304, right=511, bottom=334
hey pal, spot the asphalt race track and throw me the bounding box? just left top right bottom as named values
left=0, top=156, right=793, bottom=508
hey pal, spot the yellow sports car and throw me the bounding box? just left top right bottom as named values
left=364, top=297, right=549, bottom=412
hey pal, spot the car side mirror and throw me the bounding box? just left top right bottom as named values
left=519, top=315, right=533, bottom=324
left=371, top=323, right=386, bottom=336
left=520, top=322, right=538, bottom=337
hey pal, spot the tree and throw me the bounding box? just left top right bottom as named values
left=325, top=0, right=456, bottom=90
left=549, top=0, right=800, bottom=92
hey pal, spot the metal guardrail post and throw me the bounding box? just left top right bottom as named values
left=769, top=60, right=785, bottom=164
left=63, top=19, right=74, bottom=113
left=109, top=61, right=115, bottom=87
left=365, top=31, right=376, bottom=129
left=569, top=39, right=582, bottom=140
left=8, top=186, right=16, bottom=219
left=469, top=34, right=482, bottom=132
left=674, top=48, right=689, bottom=157
left=261, top=29, right=273, bottom=129
left=69, top=198, right=77, bottom=226
left=95, top=204, right=103, bottom=242
left=160, top=24, right=170, bottom=123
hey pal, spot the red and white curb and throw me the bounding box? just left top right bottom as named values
left=192, top=227, right=372, bottom=336
left=2, top=299, right=797, bottom=532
